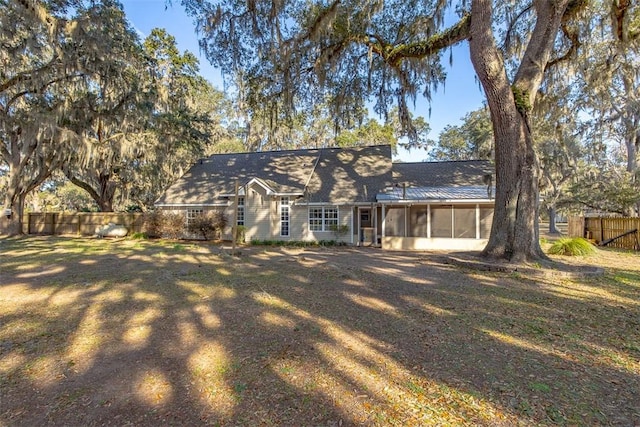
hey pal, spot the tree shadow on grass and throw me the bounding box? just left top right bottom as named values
left=1, top=237, right=639, bottom=425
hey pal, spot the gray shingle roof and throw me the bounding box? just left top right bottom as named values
left=155, top=148, right=494, bottom=207
left=304, top=145, right=392, bottom=203
left=155, top=145, right=393, bottom=206
left=392, top=160, right=494, bottom=187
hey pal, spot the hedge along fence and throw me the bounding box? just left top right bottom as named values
left=568, top=216, right=640, bottom=251
left=24, top=212, right=147, bottom=236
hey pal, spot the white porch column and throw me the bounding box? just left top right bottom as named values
left=381, top=204, right=386, bottom=239
left=475, top=203, right=480, bottom=239
left=351, top=206, right=355, bottom=245
left=404, top=205, right=408, bottom=237
left=427, top=204, right=431, bottom=238
left=372, top=203, right=377, bottom=246
left=356, top=206, right=361, bottom=245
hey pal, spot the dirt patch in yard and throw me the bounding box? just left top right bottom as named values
left=1, top=237, right=639, bottom=426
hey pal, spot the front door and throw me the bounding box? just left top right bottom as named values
left=360, top=209, right=373, bottom=245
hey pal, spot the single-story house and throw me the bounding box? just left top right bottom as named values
left=154, top=145, right=495, bottom=250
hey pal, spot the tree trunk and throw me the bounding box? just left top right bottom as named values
left=468, top=0, right=561, bottom=262
left=97, top=171, right=116, bottom=212
left=481, top=111, right=546, bottom=261
left=2, top=192, right=25, bottom=236
left=625, top=127, right=638, bottom=175
left=2, top=132, right=27, bottom=236
left=548, top=205, right=559, bottom=234
left=469, top=0, right=571, bottom=261
left=67, top=170, right=116, bottom=212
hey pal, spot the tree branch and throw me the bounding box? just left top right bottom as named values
left=504, top=4, right=533, bottom=54
left=545, top=21, right=581, bottom=70
left=0, top=56, right=61, bottom=94
left=66, top=173, right=101, bottom=204
left=386, top=13, right=471, bottom=67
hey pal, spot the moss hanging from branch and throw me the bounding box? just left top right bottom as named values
left=386, top=13, right=471, bottom=67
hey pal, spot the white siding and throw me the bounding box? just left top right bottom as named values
left=244, top=185, right=272, bottom=241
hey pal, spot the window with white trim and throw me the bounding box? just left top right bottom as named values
left=237, top=197, right=245, bottom=226
left=280, top=197, right=290, bottom=236
left=308, top=206, right=338, bottom=231
left=186, top=208, right=203, bottom=226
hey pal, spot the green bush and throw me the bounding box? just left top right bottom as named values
left=130, top=232, right=148, bottom=240
left=547, top=238, right=596, bottom=256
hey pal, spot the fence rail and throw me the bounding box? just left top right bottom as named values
left=24, top=212, right=146, bottom=236
left=568, top=216, right=640, bottom=251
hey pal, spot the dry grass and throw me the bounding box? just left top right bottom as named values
left=0, top=236, right=639, bottom=426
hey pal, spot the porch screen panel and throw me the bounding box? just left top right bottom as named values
left=430, top=205, right=452, bottom=238
left=409, top=206, right=428, bottom=237
left=385, top=207, right=405, bottom=236
left=480, top=206, right=494, bottom=239
left=454, top=206, right=476, bottom=238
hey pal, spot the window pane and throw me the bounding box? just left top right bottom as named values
left=324, top=208, right=338, bottom=230
left=430, top=206, right=452, bottom=238
left=237, top=197, right=245, bottom=226
left=280, top=197, right=290, bottom=236
left=186, top=209, right=203, bottom=226
left=454, top=206, right=476, bottom=238
left=309, top=208, right=323, bottom=231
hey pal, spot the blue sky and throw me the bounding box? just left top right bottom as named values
left=120, top=0, right=486, bottom=162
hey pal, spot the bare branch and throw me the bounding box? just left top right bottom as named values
left=504, top=4, right=533, bottom=54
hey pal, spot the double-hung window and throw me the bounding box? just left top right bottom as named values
left=309, top=206, right=338, bottom=232
left=237, top=197, right=245, bottom=226
left=280, top=197, right=290, bottom=236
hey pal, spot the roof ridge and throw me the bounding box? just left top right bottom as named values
left=198, top=144, right=392, bottom=160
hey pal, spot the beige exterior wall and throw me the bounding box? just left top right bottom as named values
left=244, top=185, right=272, bottom=241
left=300, top=205, right=353, bottom=244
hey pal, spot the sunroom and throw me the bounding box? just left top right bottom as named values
left=377, top=186, right=494, bottom=251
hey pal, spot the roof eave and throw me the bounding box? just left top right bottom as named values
left=154, top=202, right=230, bottom=208
left=377, top=198, right=494, bottom=204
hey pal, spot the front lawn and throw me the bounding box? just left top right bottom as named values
left=1, top=237, right=638, bottom=425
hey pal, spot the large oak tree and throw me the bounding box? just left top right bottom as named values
left=1, top=0, right=130, bottom=234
